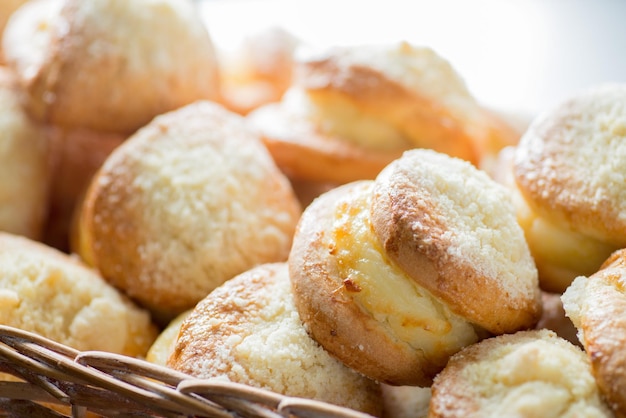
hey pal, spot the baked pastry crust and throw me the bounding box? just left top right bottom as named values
left=74, top=101, right=301, bottom=321
left=3, top=0, right=220, bottom=134
left=0, top=232, right=158, bottom=357
left=429, top=329, right=611, bottom=418
left=371, top=149, right=541, bottom=333
left=562, top=248, right=626, bottom=417
left=248, top=94, right=404, bottom=183
left=514, top=84, right=626, bottom=246
left=289, top=149, right=541, bottom=386
left=493, top=145, right=618, bottom=293
left=168, top=263, right=382, bottom=416
left=248, top=42, right=515, bottom=184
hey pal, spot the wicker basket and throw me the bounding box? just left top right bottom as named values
left=0, top=325, right=373, bottom=418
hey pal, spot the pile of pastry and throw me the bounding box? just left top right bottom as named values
left=0, top=0, right=625, bottom=417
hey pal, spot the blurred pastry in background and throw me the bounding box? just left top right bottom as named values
left=0, top=232, right=158, bottom=357
left=0, top=67, right=49, bottom=240
left=43, top=127, right=126, bottom=251
left=562, top=248, right=626, bottom=417
left=218, top=25, right=300, bottom=115
left=0, top=0, right=28, bottom=62
left=429, top=329, right=612, bottom=417
left=511, top=84, right=626, bottom=292
left=73, top=101, right=301, bottom=323
left=248, top=41, right=518, bottom=186
left=3, top=0, right=220, bottom=134
left=168, top=263, right=383, bottom=416
left=289, top=149, right=541, bottom=386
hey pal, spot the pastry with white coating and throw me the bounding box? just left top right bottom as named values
left=289, top=148, right=541, bottom=386
left=2, top=0, right=220, bottom=134
left=167, top=263, right=383, bottom=417
left=562, top=248, right=626, bottom=417
left=73, top=101, right=301, bottom=322
left=248, top=42, right=516, bottom=184
left=429, top=329, right=611, bottom=418
left=0, top=232, right=158, bottom=357
left=512, top=84, right=626, bottom=292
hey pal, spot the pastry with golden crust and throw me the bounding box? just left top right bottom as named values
left=512, top=84, right=626, bottom=292
left=248, top=42, right=516, bottom=184
left=493, top=145, right=617, bottom=293
left=0, top=232, right=158, bottom=357
left=562, top=248, right=626, bottom=417
left=0, top=67, right=49, bottom=240
left=167, top=263, right=383, bottom=416
left=429, top=329, right=611, bottom=418
left=289, top=149, right=541, bottom=386
left=2, top=0, right=220, bottom=134
left=73, top=101, right=301, bottom=322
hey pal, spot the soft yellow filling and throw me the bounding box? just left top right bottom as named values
left=286, top=89, right=411, bottom=151
left=330, top=184, right=479, bottom=360
left=512, top=185, right=618, bottom=292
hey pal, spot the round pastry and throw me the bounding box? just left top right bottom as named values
left=0, top=67, right=49, bottom=240
left=429, top=329, right=612, bottom=418
left=248, top=41, right=517, bottom=184
left=2, top=0, right=220, bottom=134
left=43, top=125, right=126, bottom=251
left=512, top=84, right=626, bottom=292
left=561, top=248, right=626, bottom=417
left=73, top=101, right=301, bottom=322
left=0, top=232, right=158, bottom=357
left=219, top=25, right=300, bottom=115
left=167, top=263, right=383, bottom=416
left=289, top=148, right=541, bottom=386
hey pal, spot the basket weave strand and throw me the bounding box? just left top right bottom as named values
left=0, top=325, right=374, bottom=418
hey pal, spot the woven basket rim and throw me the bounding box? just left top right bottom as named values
left=0, top=325, right=375, bottom=418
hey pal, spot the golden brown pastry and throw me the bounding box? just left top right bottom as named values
left=0, top=232, right=158, bottom=357
left=73, top=101, right=301, bottom=322
left=248, top=41, right=517, bottom=184
left=429, top=329, right=612, bottom=418
left=168, top=263, right=383, bottom=416
left=0, top=67, right=49, bottom=240
left=510, top=84, right=626, bottom=292
left=218, top=25, right=299, bottom=115
left=562, top=248, right=626, bottom=417
left=289, top=148, right=541, bottom=386
left=2, top=0, right=220, bottom=134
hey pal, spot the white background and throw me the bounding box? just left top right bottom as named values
left=199, top=0, right=626, bottom=119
